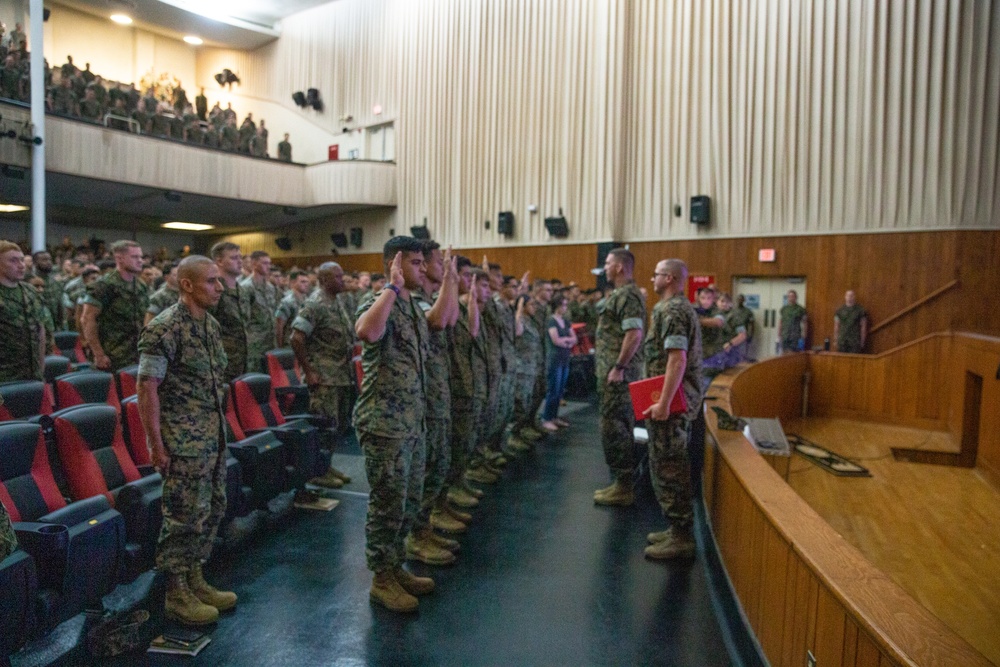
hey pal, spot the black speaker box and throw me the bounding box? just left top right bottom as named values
left=690, top=195, right=710, bottom=225
left=350, top=227, right=363, bottom=247
left=330, top=233, right=348, bottom=248
left=275, top=237, right=292, bottom=251
left=545, top=216, right=569, bottom=238
left=498, top=211, right=514, bottom=236
left=292, top=91, right=307, bottom=107
left=410, top=226, right=431, bottom=240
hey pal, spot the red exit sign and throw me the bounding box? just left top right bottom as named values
left=758, top=248, right=776, bottom=262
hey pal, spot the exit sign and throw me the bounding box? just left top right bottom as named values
left=758, top=248, right=776, bottom=262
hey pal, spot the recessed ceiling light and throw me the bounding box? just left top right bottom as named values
left=110, top=14, right=133, bottom=25
left=0, top=204, right=29, bottom=213
left=162, top=222, right=215, bottom=231
left=184, top=35, right=203, bottom=45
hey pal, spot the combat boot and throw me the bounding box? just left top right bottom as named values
left=370, top=570, right=418, bottom=612
left=188, top=563, right=238, bottom=611
left=485, top=450, right=508, bottom=467
left=427, top=531, right=460, bottom=553
left=309, top=468, right=344, bottom=489
left=443, top=503, right=472, bottom=524
left=593, top=478, right=635, bottom=506
left=328, top=465, right=352, bottom=483
left=506, top=435, right=532, bottom=453
left=405, top=531, right=457, bottom=565
left=461, top=479, right=484, bottom=498
left=466, top=466, right=498, bottom=484
left=394, top=568, right=435, bottom=596
left=431, top=507, right=467, bottom=534
left=519, top=427, right=543, bottom=442
left=165, top=574, right=219, bottom=626
left=447, top=486, right=480, bottom=508
left=644, top=526, right=696, bottom=560
left=647, top=529, right=671, bottom=544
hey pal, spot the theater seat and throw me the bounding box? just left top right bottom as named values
left=223, top=387, right=288, bottom=508
left=116, top=365, right=139, bottom=400
left=50, top=405, right=161, bottom=574
left=54, top=371, right=120, bottom=412
left=0, top=421, right=126, bottom=630
left=53, top=331, right=89, bottom=367
left=231, top=374, right=322, bottom=490
left=354, top=357, right=363, bottom=391
left=265, top=348, right=310, bottom=414
left=0, top=381, right=54, bottom=422
left=0, top=548, right=37, bottom=659
left=43, top=355, right=72, bottom=385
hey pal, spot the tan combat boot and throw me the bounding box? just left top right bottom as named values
left=188, top=563, right=237, bottom=611
left=427, top=531, right=460, bottom=553
left=328, top=466, right=352, bottom=484
left=647, top=529, right=671, bottom=544
left=461, top=478, right=485, bottom=499
left=593, top=478, right=635, bottom=506
left=644, top=526, right=696, bottom=560
left=308, top=468, right=344, bottom=489
left=447, top=486, right=480, bottom=508
left=465, top=466, right=498, bottom=484
left=394, top=568, right=435, bottom=596
left=443, top=503, right=472, bottom=524
left=370, top=570, right=418, bottom=612
left=165, top=573, right=219, bottom=626
left=405, top=531, right=457, bottom=565
left=506, top=435, right=532, bottom=453
left=430, top=506, right=467, bottom=534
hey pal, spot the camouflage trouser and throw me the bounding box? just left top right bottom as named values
left=448, top=395, right=481, bottom=484
left=487, top=371, right=516, bottom=447
left=0, top=500, right=17, bottom=560
left=511, top=371, right=535, bottom=430
left=648, top=415, right=694, bottom=529
left=528, top=365, right=547, bottom=424
left=360, top=430, right=425, bottom=572
left=309, top=384, right=349, bottom=423
left=156, top=451, right=227, bottom=574
left=481, top=366, right=501, bottom=446
left=415, top=417, right=451, bottom=530
left=599, top=380, right=635, bottom=478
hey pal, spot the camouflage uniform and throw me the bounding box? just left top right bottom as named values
left=729, top=305, right=755, bottom=341
left=35, top=272, right=65, bottom=330
left=0, top=282, right=47, bottom=382
left=512, top=307, right=543, bottom=431
left=644, top=294, right=703, bottom=530
left=290, top=290, right=355, bottom=423
left=146, top=284, right=179, bottom=319
left=138, top=302, right=228, bottom=575
left=595, top=282, right=646, bottom=479
left=209, top=282, right=253, bottom=383
left=275, top=291, right=307, bottom=334
left=238, top=275, right=279, bottom=373
left=353, top=290, right=429, bottom=573
left=527, top=304, right=550, bottom=423
left=413, top=288, right=452, bottom=531
left=835, top=303, right=867, bottom=353
left=477, top=298, right=504, bottom=454
left=0, top=499, right=17, bottom=560
left=82, top=271, right=150, bottom=370
left=487, top=295, right=517, bottom=446
left=779, top=303, right=808, bottom=352
left=448, top=301, right=487, bottom=484
left=338, top=290, right=360, bottom=326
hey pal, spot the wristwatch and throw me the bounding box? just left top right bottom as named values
left=386, top=284, right=400, bottom=296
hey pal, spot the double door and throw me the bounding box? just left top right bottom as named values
left=731, top=276, right=807, bottom=360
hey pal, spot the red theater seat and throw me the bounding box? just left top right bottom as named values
left=119, top=396, right=151, bottom=468
left=54, top=371, right=120, bottom=412
left=53, top=331, right=88, bottom=365
left=116, top=365, right=139, bottom=400
left=265, top=348, right=309, bottom=414
left=0, top=381, right=54, bottom=421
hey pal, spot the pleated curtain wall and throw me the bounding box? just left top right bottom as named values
left=197, top=0, right=1000, bottom=249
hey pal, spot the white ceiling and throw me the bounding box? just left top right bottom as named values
left=49, top=0, right=336, bottom=50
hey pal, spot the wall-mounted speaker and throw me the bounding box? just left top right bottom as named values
left=330, top=233, right=348, bottom=248
left=690, top=195, right=710, bottom=225
left=350, top=227, right=363, bottom=247
left=544, top=216, right=569, bottom=238
left=410, top=226, right=431, bottom=240
left=275, top=237, right=293, bottom=251
left=292, top=91, right=307, bottom=107
left=307, top=88, right=323, bottom=111
left=498, top=211, right=514, bottom=236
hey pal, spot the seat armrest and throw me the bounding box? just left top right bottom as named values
left=39, top=494, right=113, bottom=526
left=13, top=521, right=68, bottom=591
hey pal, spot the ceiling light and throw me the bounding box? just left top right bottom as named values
left=110, top=14, right=133, bottom=25
left=162, top=222, right=215, bottom=231
left=0, top=204, right=29, bottom=213
left=184, top=35, right=203, bottom=45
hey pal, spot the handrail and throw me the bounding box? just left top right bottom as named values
left=869, top=278, right=959, bottom=334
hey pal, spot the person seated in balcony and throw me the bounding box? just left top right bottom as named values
left=124, top=82, right=140, bottom=112
left=86, top=74, right=107, bottom=111
left=79, top=88, right=103, bottom=122
left=80, top=61, right=95, bottom=84
left=220, top=116, right=239, bottom=151
left=131, top=98, right=152, bottom=133
left=49, top=76, right=78, bottom=115
left=60, top=53, right=78, bottom=80
left=208, top=101, right=224, bottom=129
left=250, top=126, right=268, bottom=157
left=223, top=101, right=237, bottom=124
left=204, top=123, right=221, bottom=149
left=142, top=87, right=158, bottom=118
left=1, top=54, right=22, bottom=100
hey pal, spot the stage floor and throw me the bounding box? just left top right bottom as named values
left=783, top=417, right=1000, bottom=666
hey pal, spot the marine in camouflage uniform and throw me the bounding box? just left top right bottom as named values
left=476, top=296, right=504, bottom=463
left=275, top=289, right=308, bottom=346
left=643, top=271, right=704, bottom=558
left=0, top=499, right=16, bottom=560
left=487, top=290, right=517, bottom=449
left=835, top=294, right=867, bottom=353
left=511, top=298, right=543, bottom=444
left=139, top=300, right=228, bottom=577
left=526, top=297, right=551, bottom=429
left=239, top=271, right=279, bottom=373
left=209, top=280, right=252, bottom=383
left=595, top=279, right=646, bottom=490
left=353, top=283, right=429, bottom=579
left=449, top=297, right=488, bottom=485
left=146, top=283, right=179, bottom=320
left=32, top=253, right=65, bottom=329
left=779, top=293, right=808, bottom=353
left=82, top=268, right=150, bottom=370
left=0, top=274, right=53, bottom=383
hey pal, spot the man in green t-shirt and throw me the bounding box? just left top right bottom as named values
left=778, top=290, right=808, bottom=353
left=834, top=290, right=868, bottom=353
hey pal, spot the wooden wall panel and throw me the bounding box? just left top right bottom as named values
left=728, top=353, right=808, bottom=420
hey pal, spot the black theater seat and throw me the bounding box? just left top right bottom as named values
left=54, top=371, right=121, bottom=412
left=265, top=348, right=310, bottom=414
left=52, top=331, right=91, bottom=370
left=43, top=355, right=71, bottom=385
left=0, top=381, right=54, bottom=422
left=0, top=548, right=37, bottom=660
left=222, top=387, right=287, bottom=509
left=0, top=421, right=126, bottom=632
left=50, top=405, right=161, bottom=575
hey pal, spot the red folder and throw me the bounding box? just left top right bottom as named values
left=628, top=375, right=688, bottom=421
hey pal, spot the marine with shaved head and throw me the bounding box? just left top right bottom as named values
left=137, top=255, right=237, bottom=626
